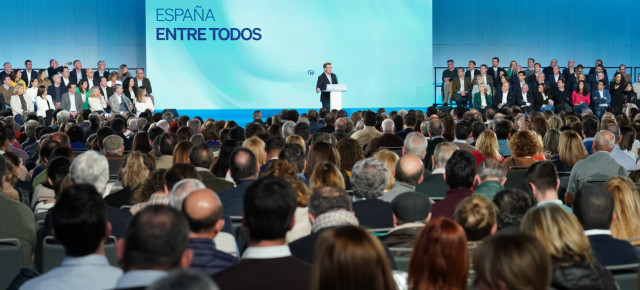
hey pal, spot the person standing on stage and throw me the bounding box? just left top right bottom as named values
left=316, top=62, right=338, bottom=109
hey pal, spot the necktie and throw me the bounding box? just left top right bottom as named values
left=19, top=95, right=27, bottom=112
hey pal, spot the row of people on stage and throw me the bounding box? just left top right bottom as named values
left=442, top=58, right=639, bottom=106
left=0, top=59, right=154, bottom=120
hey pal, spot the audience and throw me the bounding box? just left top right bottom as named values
left=415, top=142, right=457, bottom=199
left=380, top=191, right=431, bottom=256
left=217, top=148, right=258, bottom=217
left=472, top=158, right=505, bottom=200
left=431, top=150, right=476, bottom=219
left=350, top=158, right=394, bottom=228
left=604, top=176, right=640, bottom=244
left=380, top=154, right=424, bottom=202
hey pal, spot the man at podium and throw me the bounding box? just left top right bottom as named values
left=316, top=62, right=338, bottom=109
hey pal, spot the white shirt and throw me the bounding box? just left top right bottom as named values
left=68, top=93, right=77, bottom=111
left=501, top=91, right=508, bottom=104
left=584, top=229, right=612, bottom=236
left=554, top=74, right=560, bottom=82
left=482, top=75, right=488, bottom=85
left=243, top=245, right=291, bottom=259
left=458, top=78, right=465, bottom=92
left=137, top=79, right=143, bottom=86
left=469, top=70, right=475, bottom=80
left=87, top=78, right=95, bottom=89
left=75, top=71, right=83, bottom=83
left=522, top=93, right=529, bottom=105
left=35, top=95, right=55, bottom=117
left=100, top=86, right=108, bottom=97
left=134, top=97, right=154, bottom=117
left=325, top=73, right=332, bottom=84
left=62, top=77, right=70, bottom=86
left=107, top=80, right=122, bottom=87
left=24, top=70, right=32, bottom=84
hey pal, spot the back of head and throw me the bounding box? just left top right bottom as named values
left=123, top=205, right=190, bottom=271
left=165, top=163, right=199, bottom=193
left=391, top=191, right=431, bottom=223
left=69, top=150, right=109, bottom=194
left=243, top=177, right=297, bottom=241
left=477, top=158, right=505, bottom=181
left=351, top=157, right=388, bottom=199
left=574, top=184, right=614, bottom=230
left=395, top=154, right=424, bottom=185
left=169, top=178, right=206, bottom=209
left=494, top=119, right=511, bottom=139
left=293, top=122, right=310, bottom=141
left=363, top=111, right=376, bottom=126
left=148, top=269, right=220, bottom=290
left=103, top=135, right=124, bottom=155
left=427, top=119, right=443, bottom=136
left=433, top=142, right=459, bottom=168
left=445, top=150, right=476, bottom=190
left=521, top=204, right=592, bottom=263
left=182, top=189, right=223, bottom=234
left=492, top=189, right=535, bottom=230
left=52, top=184, right=107, bottom=257
left=524, top=161, right=558, bottom=196
left=582, top=118, right=599, bottom=138
left=594, top=130, right=615, bottom=151
left=230, top=147, right=258, bottom=182
left=278, top=143, right=305, bottom=174
left=454, top=195, right=497, bottom=241
left=403, top=132, right=427, bottom=156
left=188, top=143, right=213, bottom=169
left=381, top=119, right=394, bottom=133
left=282, top=120, right=295, bottom=139
left=159, top=132, right=180, bottom=156
left=455, top=122, right=471, bottom=140
left=309, top=186, right=352, bottom=216
left=473, top=233, right=551, bottom=290
left=311, top=225, right=395, bottom=290
left=408, top=216, right=468, bottom=290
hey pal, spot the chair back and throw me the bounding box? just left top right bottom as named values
left=0, top=238, right=25, bottom=290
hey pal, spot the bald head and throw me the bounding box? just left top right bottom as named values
left=594, top=130, right=615, bottom=152
left=395, top=154, right=424, bottom=186
left=182, top=189, right=224, bottom=237
left=51, top=132, right=70, bottom=147
left=335, top=117, right=347, bottom=130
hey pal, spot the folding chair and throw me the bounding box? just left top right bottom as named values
left=0, top=238, right=25, bottom=290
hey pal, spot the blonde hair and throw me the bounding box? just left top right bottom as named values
left=605, top=176, right=640, bottom=241
left=521, top=204, right=594, bottom=265
left=309, top=161, right=345, bottom=191
left=547, top=116, right=563, bottom=130
left=286, top=135, right=306, bottom=155
left=242, top=136, right=266, bottom=166
left=454, top=195, right=497, bottom=241
left=558, top=130, right=588, bottom=167
left=372, top=149, right=399, bottom=191
left=475, top=130, right=501, bottom=160
left=13, top=83, right=25, bottom=95
left=89, top=86, right=101, bottom=98
left=122, top=152, right=150, bottom=189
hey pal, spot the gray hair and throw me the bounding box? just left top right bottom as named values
left=428, top=119, right=443, bottom=136
left=477, top=158, right=505, bottom=180
left=308, top=186, right=353, bottom=216
left=128, top=118, right=138, bottom=132
left=57, top=110, right=70, bottom=124
left=157, top=120, right=170, bottom=132
left=169, top=179, right=207, bottom=210
left=190, top=134, right=205, bottom=146
left=404, top=132, right=427, bottom=156
left=594, top=130, right=615, bottom=150
left=136, top=118, right=147, bottom=131
left=69, top=151, right=109, bottom=195
left=297, top=117, right=309, bottom=124
left=113, top=84, right=122, bottom=91
left=351, top=158, right=388, bottom=199
left=187, top=118, right=201, bottom=133
left=282, top=121, right=295, bottom=139
left=381, top=119, right=395, bottom=133
left=148, top=269, right=219, bottom=290
left=419, top=120, right=429, bottom=135
left=25, top=120, right=39, bottom=137
left=434, top=142, right=459, bottom=168
left=355, top=119, right=365, bottom=131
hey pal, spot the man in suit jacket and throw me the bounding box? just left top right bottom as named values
left=132, top=68, right=153, bottom=94
left=450, top=68, right=472, bottom=106
left=95, top=60, right=109, bottom=80
left=464, top=60, right=480, bottom=81
left=430, top=151, right=475, bottom=219
left=315, top=62, right=337, bottom=109
left=542, top=59, right=557, bottom=76
left=0, top=62, right=12, bottom=81
left=190, top=143, right=234, bottom=193
left=214, top=177, right=311, bottom=290
left=69, top=60, right=87, bottom=85
left=47, top=59, right=66, bottom=81
left=85, top=68, right=98, bottom=89
left=574, top=184, right=638, bottom=267
left=479, top=65, right=495, bottom=92
left=365, top=119, right=404, bottom=156
left=217, top=148, right=258, bottom=217
left=21, top=60, right=37, bottom=87
left=0, top=75, right=14, bottom=105
left=109, top=84, right=133, bottom=114
left=97, top=76, right=114, bottom=99
left=493, top=82, right=515, bottom=110
left=487, top=57, right=506, bottom=86
left=551, top=78, right=573, bottom=113
left=60, top=67, right=72, bottom=87
left=511, top=71, right=528, bottom=94
left=61, top=83, right=83, bottom=117
left=416, top=142, right=455, bottom=199
left=526, top=63, right=543, bottom=84
left=514, top=84, right=534, bottom=112
left=425, top=119, right=445, bottom=170
left=48, top=74, right=67, bottom=107
left=591, top=81, right=611, bottom=119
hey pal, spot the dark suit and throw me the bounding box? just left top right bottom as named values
left=47, top=84, right=66, bottom=104
left=425, top=137, right=445, bottom=170
left=217, top=180, right=255, bottom=217
left=98, top=86, right=114, bottom=99
left=69, top=69, right=86, bottom=85
left=316, top=72, right=338, bottom=107
left=551, top=88, right=573, bottom=113
left=47, top=66, right=64, bottom=81
left=365, top=133, right=404, bottom=156
left=415, top=173, right=447, bottom=199
left=95, top=70, right=109, bottom=80
left=44, top=206, right=131, bottom=239
left=450, top=77, right=472, bottom=105
left=86, top=77, right=99, bottom=88
left=464, top=69, right=480, bottom=81
left=21, top=70, right=37, bottom=87
left=394, top=128, right=414, bottom=140
left=542, top=66, right=554, bottom=76
left=533, top=92, right=552, bottom=111
left=588, top=234, right=638, bottom=267
left=514, top=93, right=534, bottom=110
left=213, top=256, right=311, bottom=290
left=132, top=77, right=153, bottom=94
left=493, top=90, right=515, bottom=109
left=197, top=169, right=234, bottom=193
left=352, top=199, right=394, bottom=228
left=487, top=67, right=506, bottom=85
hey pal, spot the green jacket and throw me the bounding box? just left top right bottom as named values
left=473, top=180, right=504, bottom=201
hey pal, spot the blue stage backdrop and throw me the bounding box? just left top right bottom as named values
left=145, top=0, right=433, bottom=111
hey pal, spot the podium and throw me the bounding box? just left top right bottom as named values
left=324, top=84, right=348, bottom=110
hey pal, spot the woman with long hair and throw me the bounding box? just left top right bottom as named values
left=572, top=80, right=590, bottom=113
left=104, top=152, right=154, bottom=208
left=335, top=137, right=365, bottom=175
left=534, top=83, right=554, bottom=112
left=134, top=87, right=154, bottom=117
left=610, top=72, right=626, bottom=114
left=552, top=130, right=588, bottom=172
left=107, top=71, right=121, bottom=87
left=312, top=225, right=397, bottom=290
left=471, top=130, right=504, bottom=167
left=37, top=69, right=52, bottom=87
left=35, top=85, right=55, bottom=119
left=605, top=176, right=640, bottom=245
left=372, top=149, right=399, bottom=191
left=172, top=141, right=193, bottom=165
left=408, top=217, right=469, bottom=290
left=521, top=204, right=615, bottom=289
left=76, top=79, right=90, bottom=110
left=242, top=136, right=266, bottom=166
left=308, top=161, right=345, bottom=190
